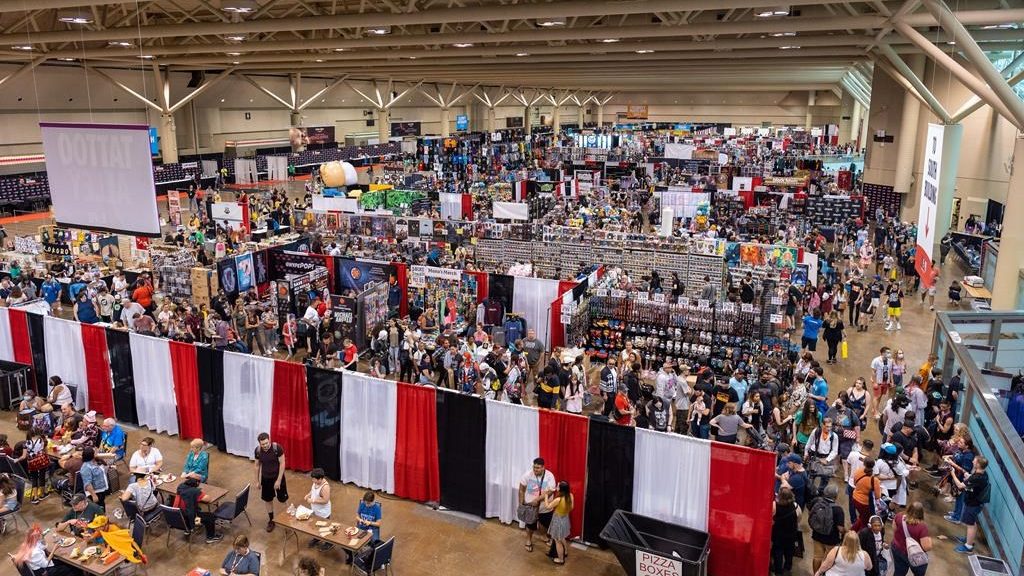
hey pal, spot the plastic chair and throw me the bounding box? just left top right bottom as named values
left=0, top=476, right=28, bottom=532
left=351, top=537, right=394, bottom=576
left=123, top=497, right=162, bottom=529
left=159, top=504, right=196, bottom=551
left=214, top=484, right=252, bottom=529
left=9, top=553, right=34, bottom=576
left=6, top=457, right=27, bottom=480
left=251, top=550, right=263, bottom=576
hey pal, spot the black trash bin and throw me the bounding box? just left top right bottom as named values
left=600, top=509, right=710, bottom=576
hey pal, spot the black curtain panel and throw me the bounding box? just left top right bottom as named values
left=436, top=390, right=486, bottom=517
left=305, top=366, right=343, bottom=481
left=25, top=312, right=46, bottom=392
left=582, top=417, right=635, bottom=545
left=487, top=274, right=515, bottom=316
left=196, top=346, right=226, bottom=452
left=105, top=328, right=138, bottom=426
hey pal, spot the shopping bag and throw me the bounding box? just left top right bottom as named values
left=841, top=341, right=848, bottom=359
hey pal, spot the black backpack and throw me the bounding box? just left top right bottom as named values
left=808, top=497, right=835, bottom=535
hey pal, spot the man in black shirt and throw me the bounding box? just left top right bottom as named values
left=890, top=418, right=921, bottom=467
left=254, top=432, right=287, bottom=532
left=710, top=378, right=739, bottom=417
left=809, top=484, right=845, bottom=572
left=952, top=456, right=990, bottom=554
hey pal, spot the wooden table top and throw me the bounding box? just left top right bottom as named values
left=45, top=531, right=125, bottom=576
left=962, top=284, right=993, bottom=299
left=274, top=513, right=372, bottom=552
left=45, top=445, right=116, bottom=461
left=154, top=477, right=230, bottom=505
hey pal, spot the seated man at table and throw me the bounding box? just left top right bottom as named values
left=85, top=515, right=147, bottom=564
left=99, top=418, right=127, bottom=461
left=74, top=411, right=101, bottom=449
left=51, top=403, right=77, bottom=433
left=175, top=477, right=223, bottom=544
left=220, top=535, right=260, bottom=576
left=129, top=437, right=163, bottom=475
left=345, top=491, right=382, bottom=564
left=57, top=493, right=104, bottom=535
left=183, top=439, right=210, bottom=483
left=120, top=473, right=160, bottom=515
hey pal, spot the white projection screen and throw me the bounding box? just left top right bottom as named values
left=40, top=122, right=161, bottom=236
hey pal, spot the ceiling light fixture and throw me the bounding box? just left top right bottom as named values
left=778, top=45, right=801, bottom=49
left=58, top=57, right=76, bottom=61
left=233, top=61, right=241, bottom=65
left=226, top=51, right=244, bottom=56
left=57, top=9, right=93, bottom=24
left=770, top=32, right=796, bottom=37
left=334, top=48, right=348, bottom=52
left=600, top=38, right=620, bottom=43
left=367, top=27, right=391, bottom=35
left=108, top=40, right=133, bottom=47
left=537, top=17, right=566, bottom=27
left=636, top=49, right=654, bottom=54
left=221, top=0, right=257, bottom=14
left=516, top=52, right=529, bottom=56
left=757, top=6, right=790, bottom=17
left=315, top=59, right=324, bottom=62
left=453, top=43, right=474, bottom=48
left=225, top=34, right=247, bottom=42
left=138, top=55, right=154, bottom=59
left=11, top=45, right=32, bottom=51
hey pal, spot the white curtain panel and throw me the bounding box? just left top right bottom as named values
left=0, top=307, right=15, bottom=362
left=339, top=371, right=398, bottom=493
left=43, top=316, right=89, bottom=409
left=484, top=400, right=540, bottom=524
left=128, top=333, right=179, bottom=436
left=221, top=352, right=275, bottom=458
left=632, top=428, right=711, bottom=531
left=439, top=192, right=462, bottom=221
left=511, top=277, right=562, bottom=349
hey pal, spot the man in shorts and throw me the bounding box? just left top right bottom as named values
left=920, top=260, right=939, bottom=310
left=518, top=457, right=556, bottom=553
left=254, top=432, right=287, bottom=532
left=869, top=347, right=893, bottom=419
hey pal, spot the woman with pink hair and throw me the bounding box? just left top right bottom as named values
left=13, top=524, right=76, bottom=576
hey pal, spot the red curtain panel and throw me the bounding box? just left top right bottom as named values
left=391, top=262, right=409, bottom=317
left=547, top=280, right=578, bottom=350
left=7, top=307, right=32, bottom=368
left=270, top=360, right=313, bottom=472
left=80, top=324, right=115, bottom=419
left=394, top=383, right=440, bottom=503
left=538, top=410, right=589, bottom=538
left=169, top=341, right=204, bottom=440
left=708, top=443, right=776, bottom=576
left=465, top=270, right=488, bottom=303
left=461, top=193, right=474, bottom=220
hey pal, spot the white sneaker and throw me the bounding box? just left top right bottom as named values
left=896, top=322, right=902, bottom=330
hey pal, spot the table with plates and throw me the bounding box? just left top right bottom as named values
left=44, top=530, right=126, bottom=576
left=274, top=510, right=371, bottom=565
left=153, top=474, right=229, bottom=509
left=45, top=444, right=117, bottom=462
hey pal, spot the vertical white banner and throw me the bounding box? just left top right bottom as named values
left=915, top=123, right=944, bottom=286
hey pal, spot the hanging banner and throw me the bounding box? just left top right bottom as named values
left=330, top=295, right=358, bottom=345
left=235, top=252, right=255, bottom=293
left=217, top=257, right=238, bottom=298
left=269, top=250, right=322, bottom=280
left=167, top=190, right=182, bottom=226
left=336, top=257, right=395, bottom=294
left=915, top=123, right=943, bottom=287
left=356, top=282, right=389, bottom=350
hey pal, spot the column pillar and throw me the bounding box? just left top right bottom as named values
left=894, top=55, right=925, bottom=196
left=552, top=105, right=561, bottom=133
left=158, top=112, right=179, bottom=164
left=859, top=113, right=869, bottom=151
left=577, top=105, right=585, bottom=128
left=804, top=90, right=816, bottom=131
left=850, top=100, right=863, bottom=146
left=524, top=107, right=532, bottom=135
left=290, top=111, right=302, bottom=127
left=934, top=123, right=963, bottom=259
left=440, top=107, right=451, bottom=137
left=487, top=107, right=497, bottom=133
left=992, top=134, right=1024, bottom=309
left=597, top=104, right=604, bottom=127
left=377, top=108, right=390, bottom=142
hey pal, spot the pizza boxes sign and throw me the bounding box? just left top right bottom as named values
left=636, top=551, right=683, bottom=576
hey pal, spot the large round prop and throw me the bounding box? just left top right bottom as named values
left=320, top=161, right=358, bottom=187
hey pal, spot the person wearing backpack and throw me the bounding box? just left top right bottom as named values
left=804, top=418, right=840, bottom=496
left=950, top=456, right=990, bottom=554
left=809, top=484, right=845, bottom=572
left=891, top=502, right=931, bottom=576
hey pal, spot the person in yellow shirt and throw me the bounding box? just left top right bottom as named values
left=918, top=353, right=937, bottom=381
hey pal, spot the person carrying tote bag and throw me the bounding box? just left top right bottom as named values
left=890, top=502, right=931, bottom=576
